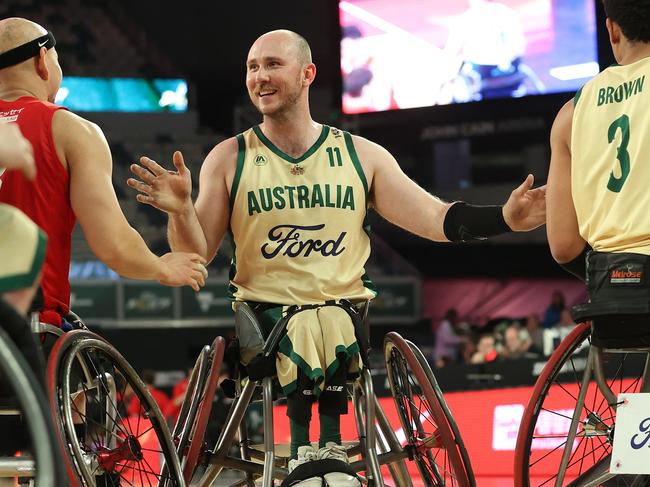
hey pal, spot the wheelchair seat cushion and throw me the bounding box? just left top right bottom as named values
left=234, top=302, right=266, bottom=366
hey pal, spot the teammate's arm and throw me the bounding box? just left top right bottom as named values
left=353, top=135, right=545, bottom=242
left=53, top=110, right=207, bottom=290
left=546, top=100, right=586, bottom=263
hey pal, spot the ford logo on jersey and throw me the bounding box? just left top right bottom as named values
left=630, top=417, right=650, bottom=449
left=261, top=223, right=347, bottom=259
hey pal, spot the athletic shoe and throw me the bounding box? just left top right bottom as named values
left=288, top=445, right=321, bottom=487
left=317, top=442, right=361, bottom=487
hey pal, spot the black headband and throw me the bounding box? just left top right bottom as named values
left=0, top=31, right=56, bottom=70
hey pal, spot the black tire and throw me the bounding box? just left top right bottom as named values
left=0, top=326, right=59, bottom=486
left=48, top=330, right=185, bottom=486
left=384, top=332, right=473, bottom=487
left=407, top=340, right=475, bottom=486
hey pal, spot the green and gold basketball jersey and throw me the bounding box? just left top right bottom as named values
left=228, top=125, right=375, bottom=305
left=572, top=57, right=650, bottom=255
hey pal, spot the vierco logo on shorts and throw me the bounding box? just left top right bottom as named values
left=610, top=263, right=644, bottom=284
left=253, top=154, right=268, bottom=166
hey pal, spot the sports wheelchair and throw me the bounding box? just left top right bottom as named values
left=515, top=253, right=650, bottom=486
left=46, top=315, right=184, bottom=486
left=0, top=301, right=61, bottom=487
left=47, top=301, right=474, bottom=486
left=168, top=300, right=475, bottom=486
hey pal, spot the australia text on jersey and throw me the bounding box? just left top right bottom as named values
left=247, top=183, right=356, bottom=216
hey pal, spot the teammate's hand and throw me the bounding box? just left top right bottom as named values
left=502, top=174, right=546, bottom=231
left=0, top=123, right=35, bottom=180
left=128, top=151, right=193, bottom=214
left=158, top=252, right=208, bottom=291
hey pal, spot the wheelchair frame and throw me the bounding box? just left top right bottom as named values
left=40, top=304, right=474, bottom=487
left=515, top=320, right=650, bottom=486
left=170, top=302, right=475, bottom=487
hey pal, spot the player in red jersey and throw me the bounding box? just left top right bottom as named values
left=0, top=17, right=207, bottom=326
left=0, top=122, right=40, bottom=316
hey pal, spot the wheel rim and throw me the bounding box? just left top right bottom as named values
left=59, top=338, right=183, bottom=486
left=520, top=324, right=648, bottom=486
left=385, top=335, right=469, bottom=487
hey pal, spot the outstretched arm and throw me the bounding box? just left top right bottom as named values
left=354, top=135, right=545, bottom=242
left=128, top=137, right=236, bottom=264
left=55, top=110, right=207, bottom=290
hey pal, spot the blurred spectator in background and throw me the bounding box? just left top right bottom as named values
left=542, top=290, right=565, bottom=328
left=555, top=309, right=575, bottom=329
left=433, top=308, right=467, bottom=367
left=470, top=333, right=499, bottom=364
left=502, top=323, right=533, bottom=359
left=525, top=313, right=544, bottom=353
left=127, top=369, right=170, bottom=417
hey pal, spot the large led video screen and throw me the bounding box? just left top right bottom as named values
left=340, top=0, right=599, bottom=114
left=55, top=77, right=188, bottom=112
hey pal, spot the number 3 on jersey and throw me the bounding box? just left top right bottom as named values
left=607, top=114, right=630, bottom=193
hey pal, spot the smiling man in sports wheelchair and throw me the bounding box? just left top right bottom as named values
left=128, top=28, right=545, bottom=486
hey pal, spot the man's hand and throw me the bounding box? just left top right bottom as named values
left=128, top=151, right=193, bottom=214
left=503, top=174, right=546, bottom=231
left=0, top=123, right=35, bottom=180
left=158, top=252, right=208, bottom=291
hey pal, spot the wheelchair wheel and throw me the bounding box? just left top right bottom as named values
left=180, top=336, right=225, bottom=483
left=514, top=322, right=648, bottom=486
left=384, top=332, right=473, bottom=487
left=0, top=326, right=58, bottom=486
left=164, top=343, right=210, bottom=483
left=47, top=330, right=185, bottom=486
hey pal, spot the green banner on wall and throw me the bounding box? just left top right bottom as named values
left=123, top=283, right=175, bottom=320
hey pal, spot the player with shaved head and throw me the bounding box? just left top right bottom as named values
left=0, top=17, right=208, bottom=329
left=130, top=28, right=545, bottom=485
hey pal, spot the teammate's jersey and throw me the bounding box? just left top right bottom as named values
left=571, top=57, right=650, bottom=255
left=228, top=125, right=375, bottom=305
left=0, top=97, right=74, bottom=325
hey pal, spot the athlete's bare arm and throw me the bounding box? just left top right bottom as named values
left=546, top=100, right=586, bottom=263
left=53, top=110, right=207, bottom=290
left=353, top=136, right=451, bottom=241
left=128, top=137, right=237, bottom=263
left=353, top=135, right=546, bottom=242
left=192, top=138, right=236, bottom=262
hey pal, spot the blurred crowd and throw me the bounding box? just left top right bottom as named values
left=432, top=290, right=575, bottom=367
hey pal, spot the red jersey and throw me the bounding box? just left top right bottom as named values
left=0, top=97, right=74, bottom=326
left=128, top=386, right=171, bottom=418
